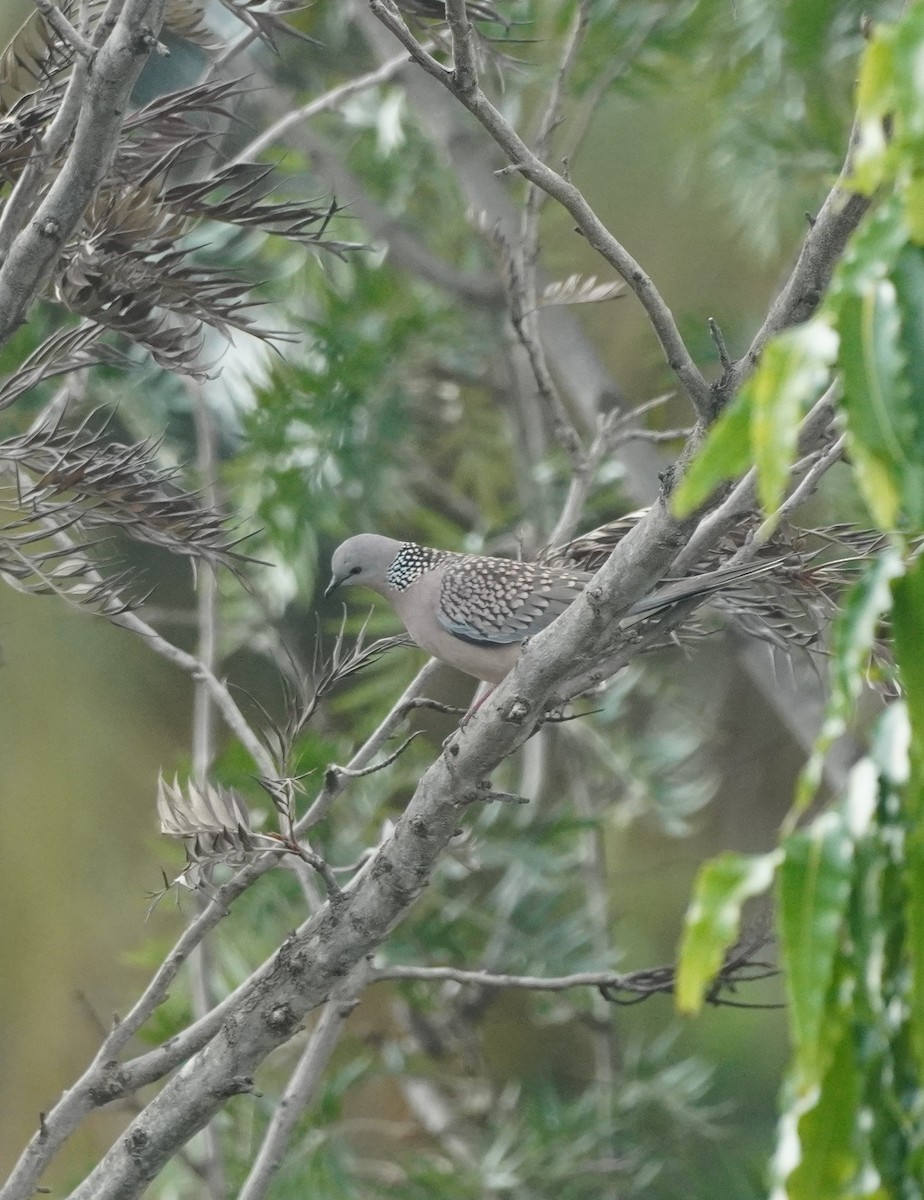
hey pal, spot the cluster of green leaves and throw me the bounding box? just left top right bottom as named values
left=675, top=5, right=924, bottom=1196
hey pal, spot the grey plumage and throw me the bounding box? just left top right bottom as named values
left=325, top=533, right=780, bottom=685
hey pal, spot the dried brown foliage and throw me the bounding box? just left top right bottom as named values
left=548, top=513, right=896, bottom=669
left=0, top=11, right=358, bottom=384
left=2, top=411, right=257, bottom=569
left=0, top=3, right=366, bottom=610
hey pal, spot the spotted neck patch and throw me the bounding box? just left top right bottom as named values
left=386, top=542, right=452, bottom=591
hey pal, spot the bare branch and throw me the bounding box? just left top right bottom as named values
left=368, top=0, right=712, bottom=417
left=532, top=0, right=589, bottom=162
left=113, top=607, right=277, bottom=776
left=672, top=383, right=838, bottom=574
left=710, top=125, right=870, bottom=415
left=228, top=49, right=422, bottom=167
left=444, top=0, right=478, bottom=93
left=751, top=435, right=846, bottom=545
left=373, top=933, right=779, bottom=1008
left=299, top=659, right=444, bottom=830
left=187, top=388, right=231, bottom=1194
left=0, top=859, right=267, bottom=1200
left=326, top=732, right=423, bottom=784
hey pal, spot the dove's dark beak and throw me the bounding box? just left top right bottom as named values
left=323, top=575, right=340, bottom=599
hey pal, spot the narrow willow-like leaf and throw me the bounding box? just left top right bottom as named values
left=891, top=565, right=924, bottom=1073
left=751, top=322, right=838, bottom=521
left=538, top=275, right=624, bottom=308
left=839, top=280, right=914, bottom=528
left=673, top=320, right=836, bottom=520
left=891, top=2, right=924, bottom=143
left=792, top=547, right=902, bottom=820
left=675, top=849, right=780, bottom=1015
left=671, top=393, right=753, bottom=516
left=783, top=1013, right=860, bottom=1200
left=776, top=811, right=856, bottom=1084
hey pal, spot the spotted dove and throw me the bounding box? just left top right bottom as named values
left=324, top=534, right=778, bottom=685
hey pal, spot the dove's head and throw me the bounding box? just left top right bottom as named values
left=324, top=534, right=405, bottom=598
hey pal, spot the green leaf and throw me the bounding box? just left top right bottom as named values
left=777, top=811, right=856, bottom=1085
left=783, top=1012, right=861, bottom=1200
left=839, top=279, right=915, bottom=527
left=792, top=548, right=902, bottom=819
left=856, top=26, right=894, bottom=123
left=835, top=243, right=924, bottom=531
left=891, top=1, right=924, bottom=142
left=750, top=321, right=838, bottom=520
left=672, top=319, right=837, bottom=522
left=891, top=247, right=924, bottom=464
left=671, top=392, right=753, bottom=517
left=893, top=559, right=924, bottom=751
left=892, top=565, right=924, bottom=1073
left=852, top=33, right=896, bottom=194
left=904, top=175, right=924, bottom=244
left=675, top=850, right=780, bottom=1015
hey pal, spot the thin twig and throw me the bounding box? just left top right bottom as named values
left=711, top=122, right=870, bottom=413
left=707, top=317, right=732, bottom=370
left=558, top=10, right=665, bottom=168
left=570, top=765, right=619, bottom=1126
left=398, top=696, right=467, bottom=717
left=546, top=410, right=614, bottom=547
left=368, top=0, right=712, bottom=417
left=228, top=49, right=423, bottom=167
left=372, top=949, right=780, bottom=1005
left=299, top=659, right=443, bottom=830
left=671, top=382, right=839, bottom=574
left=0, top=862, right=261, bottom=1200
left=479, top=207, right=586, bottom=469
left=528, top=0, right=590, bottom=212
left=326, top=732, right=423, bottom=783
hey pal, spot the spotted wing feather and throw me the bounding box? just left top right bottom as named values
left=437, top=555, right=590, bottom=646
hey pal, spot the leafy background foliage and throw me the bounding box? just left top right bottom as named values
left=0, top=1, right=921, bottom=1198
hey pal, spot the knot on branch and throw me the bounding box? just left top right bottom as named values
left=502, top=696, right=531, bottom=723
left=133, top=27, right=169, bottom=57
left=266, top=1003, right=299, bottom=1034
left=123, top=1127, right=149, bottom=1163
left=88, top=1065, right=129, bottom=1105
